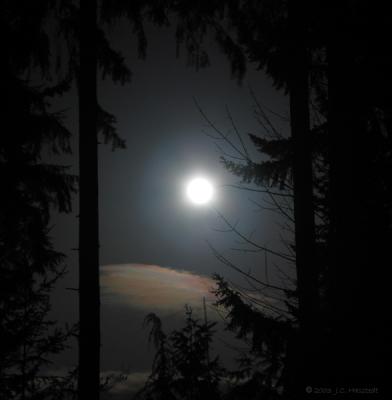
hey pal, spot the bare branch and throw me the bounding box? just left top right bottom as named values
left=220, top=183, right=292, bottom=197
left=225, top=105, right=250, bottom=159
left=248, top=196, right=294, bottom=224
left=206, top=240, right=287, bottom=292
left=249, top=85, right=289, bottom=123
left=194, top=97, right=248, bottom=160
left=212, top=208, right=295, bottom=263
left=249, top=86, right=285, bottom=139
left=227, top=279, right=290, bottom=317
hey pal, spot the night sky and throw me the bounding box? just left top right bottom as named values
left=48, top=21, right=290, bottom=397
left=4, top=3, right=390, bottom=398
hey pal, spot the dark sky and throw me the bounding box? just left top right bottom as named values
left=48, top=21, right=291, bottom=397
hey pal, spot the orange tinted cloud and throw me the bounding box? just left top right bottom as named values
left=101, top=264, right=216, bottom=312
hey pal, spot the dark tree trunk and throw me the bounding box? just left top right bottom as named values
left=327, top=4, right=353, bottom=385
left=286, top=0, right=319, bottom=395
left=78, top=0, right=100, bottom=398
left=326, top=2, right=379, bottom=386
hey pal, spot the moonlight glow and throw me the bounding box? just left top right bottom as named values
left=186, top=178, right=214, bottom=205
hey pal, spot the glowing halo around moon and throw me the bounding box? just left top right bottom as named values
left=186, top=177, right=214, bottom=205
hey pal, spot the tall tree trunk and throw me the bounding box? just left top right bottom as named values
left=286, top=0, right=319, bottom=395
left=327, top=3, right=351, bottom=385
left=326, top=2, right=376, bottom=386
left=78, top=0, right=100, bottom=398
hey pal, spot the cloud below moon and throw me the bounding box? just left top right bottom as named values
left=101, top=264, right=216, bottom=313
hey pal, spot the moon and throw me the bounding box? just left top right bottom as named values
left=186, top=177, right=214, bottom=205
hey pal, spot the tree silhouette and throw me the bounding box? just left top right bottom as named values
left=137, top=313, right=176, bottom=400
left=1, top=1, right=130, bottom=398
left=249, top=2, right=392, bottom=390
left=137, top=307, right=224, bottom=400
left=321, top=1, right=392, bottom=387
left=284, top=1, right=319, bottom=393
left=212, top=275, right=291, bottom=400
left=54, top=1, right=131, bottom=397
left=0, top=39, right=77, bottom=400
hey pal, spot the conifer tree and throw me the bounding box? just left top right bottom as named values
left=0, top=5, right=78, bottom=395
left=138, top=307, right=224, bottom=400
left=54, top=2, right=131, bottom=397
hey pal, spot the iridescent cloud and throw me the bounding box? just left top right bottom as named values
left=100, top=264, right=216, bottom=312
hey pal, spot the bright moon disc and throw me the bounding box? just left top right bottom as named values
left=186, top=178, right=214, bottom=205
